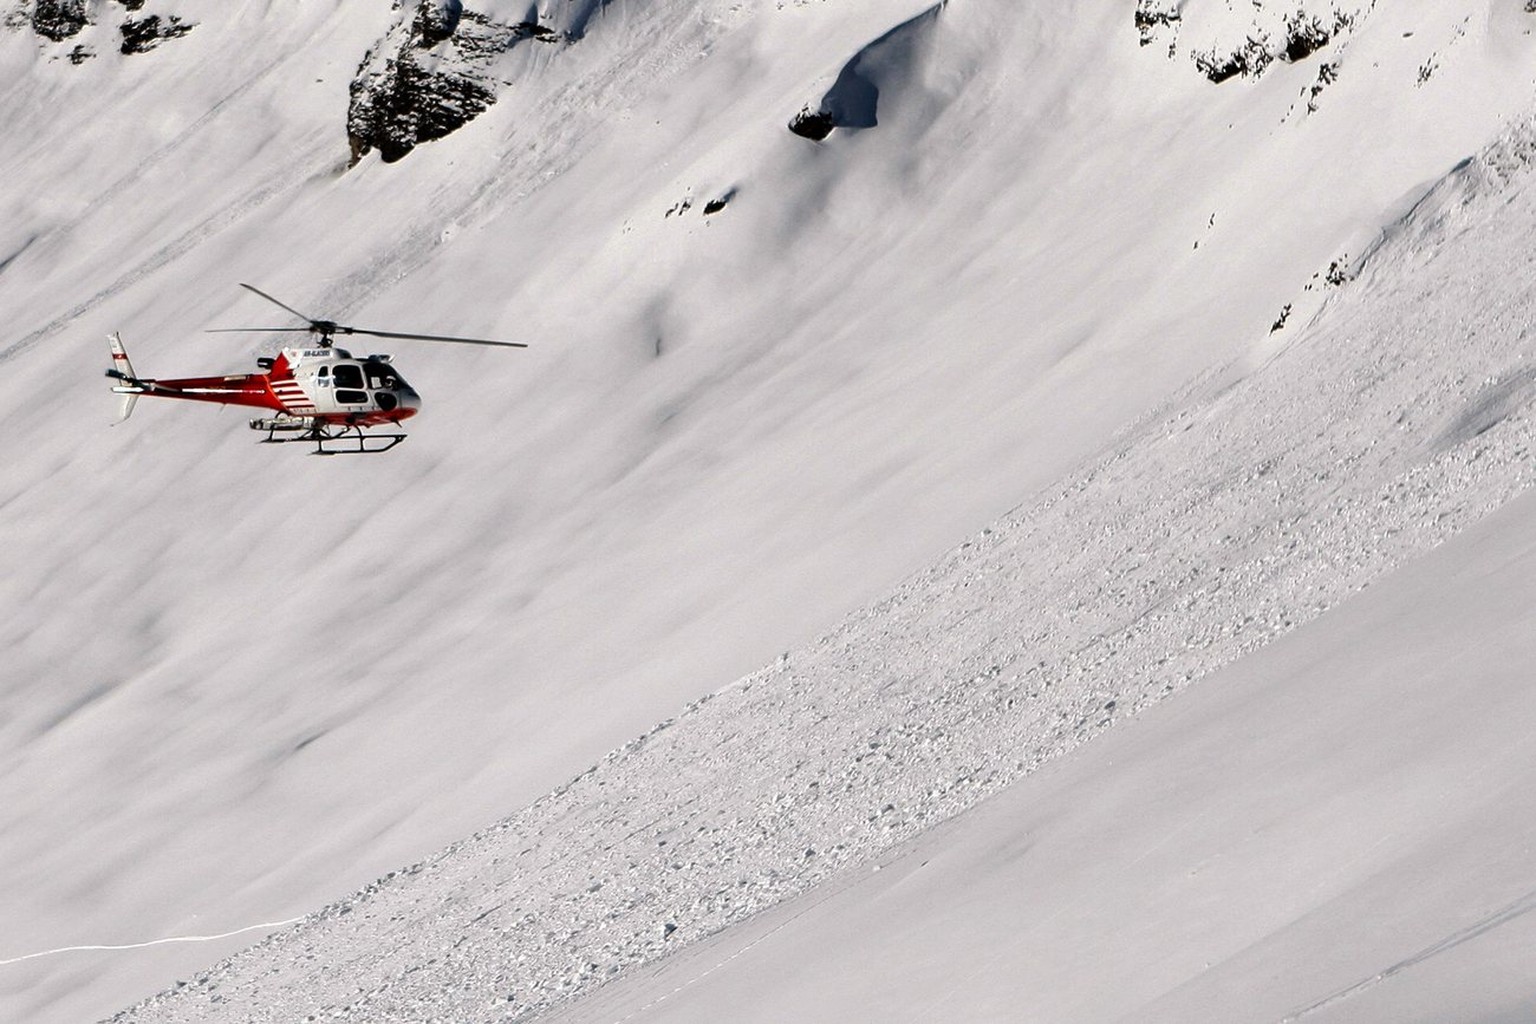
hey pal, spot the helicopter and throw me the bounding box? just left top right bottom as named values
left=105, top=283, right=526, bottom=454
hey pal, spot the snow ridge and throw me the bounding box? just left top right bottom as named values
left=114, top=120, right=1536, bottom=1023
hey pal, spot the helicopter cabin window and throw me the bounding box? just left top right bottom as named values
left=335, top=389, right=369, bottom=405
left=332, top=363, right=364, bottom=389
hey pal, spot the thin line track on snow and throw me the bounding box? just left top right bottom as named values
left=0, top=918, right=305, bottom=968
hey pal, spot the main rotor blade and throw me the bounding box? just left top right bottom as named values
left=205, top=327, right=317, bottom=333
left=346, top=327, right=529, bottom=349
left=230, top=285, right=528, bottom=348
left=239, top=283, right=318, bottom=325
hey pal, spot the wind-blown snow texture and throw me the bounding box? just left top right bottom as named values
left=4, top=1, right=1536, bottom=1022
left=112, top=117, right=1536, bottom=1023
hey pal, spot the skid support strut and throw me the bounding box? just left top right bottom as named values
left=248, top=417, right=407, bottom=455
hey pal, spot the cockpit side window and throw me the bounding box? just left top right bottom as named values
left=364, top=360, right=399, bottom=391
left=332, top=363, right=364, bottom=389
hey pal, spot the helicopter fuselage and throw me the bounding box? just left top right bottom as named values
left=114, top=346, right=422, bottom=428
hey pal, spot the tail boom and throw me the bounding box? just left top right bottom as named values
left=105, top=333, right=284, bottom=418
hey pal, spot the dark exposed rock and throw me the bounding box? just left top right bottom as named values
left=1280, top=12, right=1349, bottom=64
left=1325, top=256, right=1353, bottom=287
left=120, top=15, right=195, bottom=55
left=347, top=9, right=566, bottom=164
left=788, top=106, right=835, bottom=140
left=349, top=58, right=499, bottom=163
left=1306, top=60, right=1340, bottom=113
left=1193, top=36, right=1274, bottom=83
left=1270, top=303, right=1292, bottom=333
left=513, top=20, right=560, bottom=42
left=1193, top=10, right=1358, bottom=84
left=115, top=0, right=146, bottom=10
left=1134, top=0, right=1180, bottom=48
left=31, top=0, right=87, bottom=41
left=415, top=0, right=462, bottom=48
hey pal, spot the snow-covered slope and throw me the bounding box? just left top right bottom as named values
left=549, top=491, right=1536, bottom=1024
left=3, top=1, right=1535, bottom=1021
left=107, top=107, right=1536, bottom=1022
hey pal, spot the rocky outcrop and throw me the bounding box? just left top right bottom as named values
left=1280, top=11, right=1339, bottom=63
left=1134, top=0, right=1180, bottom=48
left=17, top=0, right=195, bottom=58
left=1192, top=35, right=1275, bottom=83
left=1135, top=2, right=1367, bottom=85
left=31, top=0, right=87, bottom=41
left=347, top=3, right=564, bottom=164
left=415, top=0, right=461, bottom=46
left=1198, top=7, right=1360, bottom=83
left=120, top=14, right=194, bottom=55
left=788, top=106, right=835, bottom=140
left=1193, top=9, right=1356, bottom=83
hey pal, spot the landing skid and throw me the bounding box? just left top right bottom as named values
left=249, top=417, right=407, bottom=455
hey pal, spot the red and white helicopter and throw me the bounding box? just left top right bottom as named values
left=106, top=284, right=526, bottom=454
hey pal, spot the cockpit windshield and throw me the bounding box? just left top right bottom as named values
left=364, top=359, right=403, bottom=391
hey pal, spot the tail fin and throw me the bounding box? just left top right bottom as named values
left=107, top=333, right=139, bottom=421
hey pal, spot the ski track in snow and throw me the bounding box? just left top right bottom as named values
left=111, top=118, right=1536, bottom=1023
left=1279, top=886, right=1536, bottom=1021
left=0, top=157, right=328, bottom=368
left=0, top=919, right=306, bottom=969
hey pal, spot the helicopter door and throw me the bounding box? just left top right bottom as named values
left=331, top=362, right=369, bottom=406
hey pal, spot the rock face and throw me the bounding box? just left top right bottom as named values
left=31, top=0, right=88, bottom=41
left=1192, top=10, right=1355, bottom=83
left=1134, top=0, right=1180, bottom=48
left=347, top=4, right=563, bottom=164
left=120, top=14, right=194, bottom=55
left=17, top=0, right=195, bottom=58
left=416, top=0, right=462, bottom=46
left=1134, top=1, right=1366, bottom=85
left=788, top=106, right=835, bottom=140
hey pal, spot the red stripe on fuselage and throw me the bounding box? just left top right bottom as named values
left=137, top=373, right=287, bottom=413
left=313, top=408, right=419, bottom=428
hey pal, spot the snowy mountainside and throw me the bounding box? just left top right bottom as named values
left=556, top=494, right=1536, bottom=1024
left=110, top=111, right=1536, bottom=1022
left=3, top=1, right=1536, bottom=1021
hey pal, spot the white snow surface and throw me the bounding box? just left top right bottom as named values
left=2, top=1, right=1536, bottom=1021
